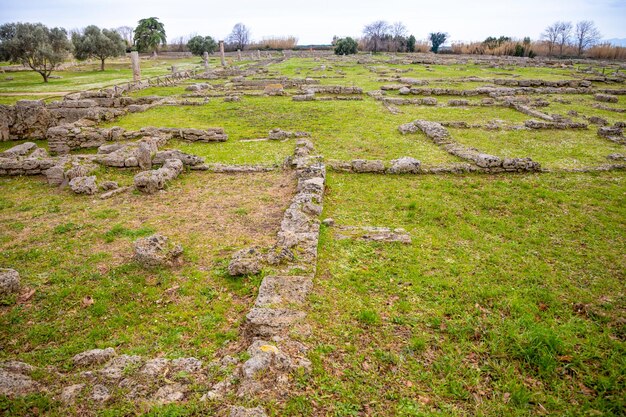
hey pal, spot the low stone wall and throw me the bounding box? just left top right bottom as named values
left=403, top=120, right=541, bottom=172
left=0, top=95, right=163, bottom=141
left=48, top=123, right=228, bottom=155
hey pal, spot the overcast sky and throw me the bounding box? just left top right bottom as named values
left=1, top=0, right=625, bottom=45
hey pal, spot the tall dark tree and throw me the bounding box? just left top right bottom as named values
left=187, top=35, right=217, bottom=56
left=227, top=23, right=250, bottom=51
left=363, top=20, right=390, bottom=53
left=72, top=25, right=126, bottom=70
left=0, top=22, right=71, bottom=82
left=407, top=35, right=416, bottom=52
left=133, top=17, right=166, bottom=55
left=429, top=32, right=448, bottom=53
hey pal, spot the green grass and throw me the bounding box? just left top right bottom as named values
left=104, top=96, right=461, bottom=165
left=448, top=128, right=625, bottom=169
left=291, top=171, right=626, bottom=416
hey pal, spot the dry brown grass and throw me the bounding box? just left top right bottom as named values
left=451, top=39, right=626, bottom=59
left=250, top=36, right=298, bottom=50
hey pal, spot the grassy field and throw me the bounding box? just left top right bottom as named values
left=290, top=172, right=625, bottom=416
left=0, top=170, right=294, bottom=367
left=1, top=53, right=625, bottom=416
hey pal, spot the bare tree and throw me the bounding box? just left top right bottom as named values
left=363, top=20, right=390, bottom=53
left=575, top=20, right=601, bottom=56
left=390, top=21, right=408, bottom=52
left=557, top=21, right=572, bottom=56
left=227, top=23, right=250, bottom=51
left=115, top=26, right=133, bottom=47
left=542, top=22, right=560, bottom=56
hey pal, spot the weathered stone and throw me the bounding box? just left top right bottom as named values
left=139, top=358, right=170, bottom=377
left=153, top=149, right=205, bottom=167
left=72, top=347, right=116, bottom=366
left=322, top=218, right=334, bottom=226
left=246, top=307, right=306, bottom=336
left=91, top=384, right=110, bottom=401
left=254, top=276, right=312, bottom=308
left=60, top=384, right=85, bottom=403
left=0, top=369, right=40, bottom=397
left=100, top=186, right=131, bottom=199
left=99, top=355, right=142, bottom=380
left=133, top=234, right=183, bottom=268
left=134, top=159, right=183, bottom=194
left=0, top=142, right=36, bottom=157
left=351, top=159, right=385, bottom=173
left=388, top=157, right=421, bottom=174
left=228, top=247, right=263, bottom=276
left=100, top=181, right=119, bottom=191
left=475, top=153, right=501, bottom=168
left=230, top=406, right=268, bottom=417
left=154, top=383, right=186, bottom=403
left=69, top=176, right=98, bottom=195
left=594, top=93, right=618, bottom=103
left=0, top=268, right=20, bottom=296
left=398, top=122, right=418, bottom=135
left=398, top=86, right=411, bottom=95
left=171, top=357, right=203, bottom=373
left=136, top=142, right=152, bottom=170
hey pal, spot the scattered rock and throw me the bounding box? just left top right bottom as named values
left=100, top=186, right=131, bottom=199
left=134, top=159, right=183, bottom=194
left=351, top=159, right=385, bottom=173
left=594, top=93, right=618, bottom=103
left=0, top=268, right=20, bottom=296
left=0, top=369, right=40, bottom=397
left=133, top=234, right=183, bottom=268
left=153, top=383, right=186, bottom=403
left=69, top=176, right=98, bottom=195
left=100, top=181, right=119, bottom=191
left=72, top=347, right=116, bottom=367
left=322, top=218, right=334, bottom=226
left=60, top=384, right=85, bottom=403
left=230, top=406, right=268, bottom=417
left=228, top=247, right=263, bottom=276
left=171, top=357, right=203, bottom=373
left=91, top=384, right=110, bottom=401
left=388, top=157, right=421, bottom=174
left=139, top=358, right=170, bottom=377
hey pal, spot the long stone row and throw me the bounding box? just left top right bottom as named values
left=202, top=140, right=326, bottom=416
left=400, top=120, right=542, bottom=172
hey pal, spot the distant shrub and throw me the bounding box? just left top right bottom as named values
left=334, top=37, right=358, bottom=55
left=186, top=35, right=217, bottom=56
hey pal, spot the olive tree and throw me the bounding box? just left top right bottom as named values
left=133, top=17, right=166, bottom=55
left=334, top=37, right=358, bottom=55
left=72, top=25, right=126, bottom=70
left=187, top=35, right=217, bottom=56
left=0, top=22, right=71, bottom=82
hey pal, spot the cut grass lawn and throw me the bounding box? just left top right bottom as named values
left=0, top=170, right=295, bottom=367
left=287, top=171, right=626, bottom=417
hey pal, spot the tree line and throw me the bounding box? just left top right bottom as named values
left=0, top=18, right=253, bottom=82
left=0, top=17, right=620, bottom=83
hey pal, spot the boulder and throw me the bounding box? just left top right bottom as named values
left=134, top=159, right=183, bottom=194
left=351, top=159, right=385, bottom=173
left=228, top=247, right=263, bottom=276
left=69, top=176, right=98, bottom=195
left=72, top=347, right=116, bottom=366
left=0, top=268, right=20, bottom=296
left=388, top=157, right=421, bottom=174
left=133, top=234, right=183, bottom=268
